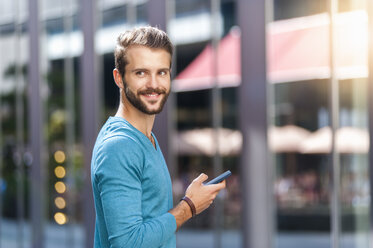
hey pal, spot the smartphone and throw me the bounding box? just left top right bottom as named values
left=204, top=170, right=232, bottom=185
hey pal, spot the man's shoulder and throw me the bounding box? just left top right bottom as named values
left=97, top=131, right=142, bottom=155
left=98, top=117, right=140, bottom=145
left=92, top=120, right=145, bottom=175
left=93, top=117, right=145, bottom=157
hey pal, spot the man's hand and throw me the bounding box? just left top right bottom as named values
left=185, top=173, right=226, bottom=214
left=169, top=173, right=226, bottom=230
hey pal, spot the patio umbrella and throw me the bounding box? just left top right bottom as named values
left=299, top=126, right=369, bottom=154
left=299, top=127, right=331, bottom=154
left=336, top=126, right=369, bottom=154
left=174, top=128, right=242, bottom=156
left=268, top=125, right=311, bottom=153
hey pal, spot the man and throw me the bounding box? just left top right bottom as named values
left=91, top=26, right=226, bottom=248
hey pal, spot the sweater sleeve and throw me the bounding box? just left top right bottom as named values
left=93, top=136, right=176, bottom=248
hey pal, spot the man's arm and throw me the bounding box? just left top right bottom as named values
left=94, top=137, right=176, bottom=247
left=169, top=173, right=226, bottom=229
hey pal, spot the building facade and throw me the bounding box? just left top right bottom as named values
left=0, top=0, right=372, bottom=247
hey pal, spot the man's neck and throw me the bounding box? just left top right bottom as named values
left=115, top=102, right=155, bottom=139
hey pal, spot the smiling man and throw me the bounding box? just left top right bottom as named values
left=91, top=26, right=226, bottom=248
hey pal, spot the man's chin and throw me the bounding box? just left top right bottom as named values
left=140, top=98, right=166, bottom=114
left=143, top=105, right=163, bottom=115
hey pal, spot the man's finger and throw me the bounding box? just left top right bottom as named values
left=195, top=173, right=208, bottom=183
left=206, top=180, right=226, bottom=191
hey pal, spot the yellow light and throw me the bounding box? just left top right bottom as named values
left=54, top=212, right=68, bottom=225
left=54, top=150, right=66, bottom=164
left=54, top=197, right=66, bottom=209
left=55, top=182, right=66, bottom=194
left=54, top=166, right=66, bottom=178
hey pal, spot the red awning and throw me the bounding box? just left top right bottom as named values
left=173, top=11, right=368, bottom=92
left=172, top=27, right=241, bottom=92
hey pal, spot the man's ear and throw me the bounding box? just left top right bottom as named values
left=113, top=68, right=124, bottom=89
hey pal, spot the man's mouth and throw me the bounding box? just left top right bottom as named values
left=144, top=93, right=160, bottom=97
left=139, top=89, right=165, bottom=99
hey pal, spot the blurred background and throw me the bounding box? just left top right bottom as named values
left=0, top=0, right=372, bottom=247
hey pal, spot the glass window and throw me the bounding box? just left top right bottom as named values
left=171, top=1, right=241, bottom=247
left=40, top=0, right=84, bottom=246
left=0, top=0, right=29, bottom=246
left=268, top=0, right=370, bottom=247
left=274, top=0, right=327, bottom=20
left=175, top=0, right=211, bottom=17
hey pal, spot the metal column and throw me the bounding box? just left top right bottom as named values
left=238, top=0, right=273, bottom=247
left=147, top=0, right=167, bottom=34
left=127, top=0, right=137, bottom=26
left=80, top=0, right=98, bottom=247
left=210, top=0, right=223, bottom=247
left=28, top=0, right=45, bottom=247
left=63, top=0, right=76, bottom=246
left=328, top=0, right=340, bottom=247
left=147, top=0, right=174, bottom=171
left=15, top=1, right=26, bottom=247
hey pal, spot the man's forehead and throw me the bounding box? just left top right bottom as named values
left=127, top=45, right=170, bottom=56
left=126, top=45, right=172, bottom=67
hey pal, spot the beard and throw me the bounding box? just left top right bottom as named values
left=122, top=80, right=170, bottom=115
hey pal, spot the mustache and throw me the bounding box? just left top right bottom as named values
left=138, top=88, right=167, bottom=95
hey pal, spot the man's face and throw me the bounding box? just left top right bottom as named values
left=122, top=45, right=171, bottom=115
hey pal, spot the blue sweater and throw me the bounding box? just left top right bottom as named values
left=91, top=116, right=177, bottom=248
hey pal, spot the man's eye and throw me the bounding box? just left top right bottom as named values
left=159, top=71, right=168, bottom=76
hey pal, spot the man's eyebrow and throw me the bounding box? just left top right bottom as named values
left=131, top=68, right=149, bottom=72
left=130, top=68, right=170, bottom=72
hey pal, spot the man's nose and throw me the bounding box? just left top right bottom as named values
left=146, top=74, right=158, bottom=88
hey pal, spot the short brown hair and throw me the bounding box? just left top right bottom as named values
left=114, top=26, right=174, bottom=78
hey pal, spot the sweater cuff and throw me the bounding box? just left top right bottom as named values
left=161, top=212, right=177, bottom=235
